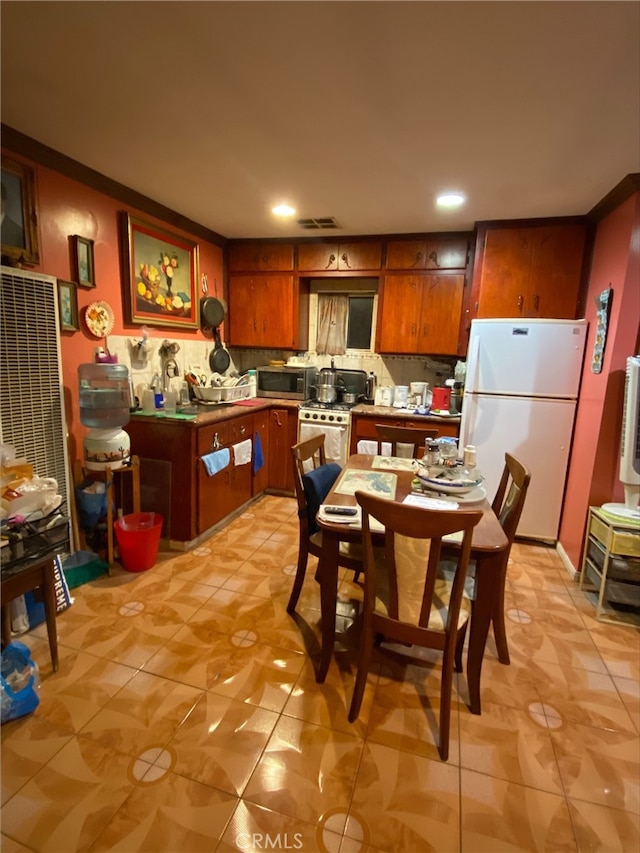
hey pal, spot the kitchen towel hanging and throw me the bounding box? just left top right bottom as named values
left=233, top=439, right=252, bottom=467
left=253, top=433, right=264, bottom=474
left=299, top=422, right=348, bottom=466
left=201, top=448, right=230, bottom=476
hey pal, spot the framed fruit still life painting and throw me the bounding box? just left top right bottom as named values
left=122, top=212, right=200, bottom=329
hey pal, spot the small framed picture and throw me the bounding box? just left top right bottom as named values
left=1, top=157, right=40, bottom=264
left=72, top=235, right=95, bottom=288
left=57, top=279, right=79, bottom=332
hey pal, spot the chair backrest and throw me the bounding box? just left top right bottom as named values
left=291, top=435, right=341, bottom=535
left=355, top=490, right=482, bottom=646
left=374, top=424, right=439, bottom=458
left=491, top=452, right=532, bottom=543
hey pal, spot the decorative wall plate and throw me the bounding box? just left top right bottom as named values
left=84, top=301, right=115, bottom=338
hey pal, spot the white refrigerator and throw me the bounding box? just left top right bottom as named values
left=460, top=319, right=588, bottom=541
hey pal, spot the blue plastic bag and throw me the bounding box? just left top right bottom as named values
left=1, top=641, right=40, bottom=724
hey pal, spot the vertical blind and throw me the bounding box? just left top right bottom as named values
left=0, top=267, right=70, bottom=514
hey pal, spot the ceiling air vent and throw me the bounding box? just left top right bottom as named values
left=296, top=217, right=341, bottom=230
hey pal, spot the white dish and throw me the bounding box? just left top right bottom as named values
left=416, top=468, right=484, bottom=495
left=84, top=301, right=115, bottom=338
left=434, top=485, right=487, bottom=504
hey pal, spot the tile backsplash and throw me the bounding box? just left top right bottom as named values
left=106, top=334, right=461, bottom=402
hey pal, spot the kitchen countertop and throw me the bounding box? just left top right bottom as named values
left=129, top=397, right=299, bottom=427
left=129, top=399, right=461, bottom=428
left=350, top=403, right=461, bottom=424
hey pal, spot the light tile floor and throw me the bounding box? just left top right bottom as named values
left=1, top=495, right=639, bottom=852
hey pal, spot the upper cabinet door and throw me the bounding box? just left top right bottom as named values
left=529, top=224, right=587, bottom=319
left=376, top=275, right=424, bottom=353
left=337, top=242, right=381, bottom=270
left=475, top=228, right=533, bottom=318
left=417, top=274, right=465, bottom=354
left=298, top=241, right=381, bottom=271
left=386, top=236, right=469, bottom=270
left=228, top=243, right=294, bottom=271
left=297, top=243, right=339, bottom=271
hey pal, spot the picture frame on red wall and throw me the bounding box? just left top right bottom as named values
left=121, top=211, right=200, bottom=330
left=0, top=156, right=40, bottom=265
left=72, top=235, right=95, bottom=288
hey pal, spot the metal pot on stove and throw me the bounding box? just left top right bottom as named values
left=317, top=361, right=338, bottom=403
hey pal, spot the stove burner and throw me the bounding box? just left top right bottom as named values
left=300, top=400, right=353, bottom=411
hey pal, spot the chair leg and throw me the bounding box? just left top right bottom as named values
left=287, top=540, right=309, bottom=614
left=348, top=630, right=374, bottom=723
left=454, top=622, right=468, bottom=673
left=492, top=562, right=510, bottom=665
left=438, top=645, right=456, bottom=762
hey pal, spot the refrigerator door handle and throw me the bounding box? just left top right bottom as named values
left=466, top=333, right=481, bottom=393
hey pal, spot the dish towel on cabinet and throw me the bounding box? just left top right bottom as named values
left=253, top=433, right=264, bottom=473
left=299, top=423, right=347, bottom=466
left=233, top=439, right=252, bottom=466
left=201, top=448, right=230, bottom=476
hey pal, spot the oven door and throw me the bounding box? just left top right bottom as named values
left=298, top=421, right=349, bottom=466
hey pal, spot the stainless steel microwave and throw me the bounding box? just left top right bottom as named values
left=256, top=365, right=318, bottom=400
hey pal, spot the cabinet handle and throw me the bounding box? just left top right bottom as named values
left=239, top=425, right=246, bottom=436
left=534, top=294, right=540, bottom=312
left=212, top=432, right=221, bottom=450
left=274, top=412, right=282, bottom=427
left=325, top=253, right=336, bottom=269
left=428, top=250, right=440, bottom=268
left=411, top=323, right=417, bottom=336
left=517, top=295, right=524, bottom=311
left=411, top=252, right=423, bottom=268
left=423, top=324, right=429, bottom=337
left=341, top=252, right=352, bottom=269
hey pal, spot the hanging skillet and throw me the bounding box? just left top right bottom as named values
left=209, top=327, right=231, bottom=373
left=199, top=273, right=227, bottom=329
left=200, top=295, right=227, bottom=329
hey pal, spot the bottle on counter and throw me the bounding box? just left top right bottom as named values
left=463, top=444, right=477, bottom=469
left=424, top=440, right=440, bottom=466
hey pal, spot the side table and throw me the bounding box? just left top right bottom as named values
left=579, top=506, right=640, bottom=624
left=1, top=555, right=59, bottom=671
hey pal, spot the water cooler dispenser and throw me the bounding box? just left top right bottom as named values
left=78, top=363, right=132, bottom=471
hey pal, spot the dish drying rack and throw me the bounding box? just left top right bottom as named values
left=193, top=385, right=251, bottom=403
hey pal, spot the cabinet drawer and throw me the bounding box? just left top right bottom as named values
left=590, top=514, right=640, bottom=557
left=197, top=422, right=230, bottom=456
left=229, top=414, right=254, bottom=444
left=228, top=242, right=294, bottom=271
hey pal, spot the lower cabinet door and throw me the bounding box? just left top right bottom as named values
left=268, top=408, right=297, bottom=493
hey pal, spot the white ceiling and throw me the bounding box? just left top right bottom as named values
left=2, top=1, right=639, bottom=240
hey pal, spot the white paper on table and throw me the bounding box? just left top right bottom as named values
left=403, top=494, right=459, bottom=511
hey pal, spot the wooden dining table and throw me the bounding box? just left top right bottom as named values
left=314, top=454, right=508, bottom=715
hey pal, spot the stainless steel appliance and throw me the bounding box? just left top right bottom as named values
left=298, top=369, right=366, bottom=466
left=256, top=365, right=318, bottom=400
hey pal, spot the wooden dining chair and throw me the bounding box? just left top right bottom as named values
left=440, top=451, right=531, bottom=668
left=374, top=424, right=438, bottom=458
left=287, top=435, right=363, bottom=613
left=350, top=490, right=482, bottom=760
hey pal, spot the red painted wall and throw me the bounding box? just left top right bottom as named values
left=2, top=148, right=224, bottom=463
left=559, top=191, right=640, bottom=568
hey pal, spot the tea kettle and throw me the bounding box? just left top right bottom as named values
left=365, top=371, right=377, bottom=402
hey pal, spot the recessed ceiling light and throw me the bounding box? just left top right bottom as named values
left=436, top=192, right=466, bottom=208
left=272, top=204, right=296, bottom=217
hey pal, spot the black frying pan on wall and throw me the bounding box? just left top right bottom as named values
left=209, top=327, right=230, bottom=373
left=200, top=296, right=227, bottom=329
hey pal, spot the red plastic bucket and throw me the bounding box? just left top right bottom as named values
left=114, top=512, right=163, bottom=572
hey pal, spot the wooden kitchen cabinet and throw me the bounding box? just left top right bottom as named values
left=350, top=412, right=460, bottom=455
left=228, top=275, right=309, bottom=349
left=228, top=242, right=294, bottom=271
left=385, top=235, right=469, bottom=271
left=471, top=222, right=588, bottom=320
left=197, top=421, right=232, bottom=532
left=268, top=407, right=298, bottom=494
left=376, top=273, right=465, bottom=355
left=297, top=241, right=382, bottom=272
